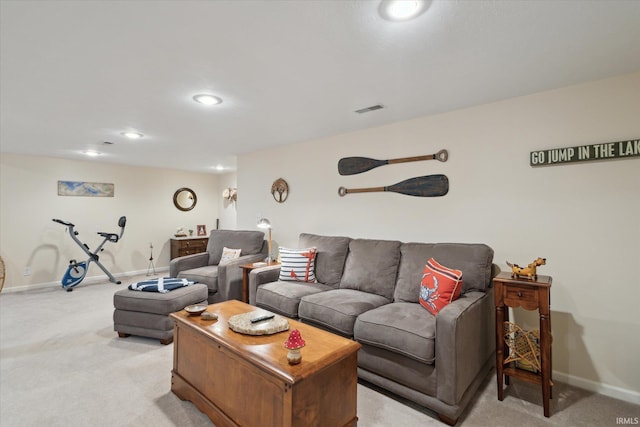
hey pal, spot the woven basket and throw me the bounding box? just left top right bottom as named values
left=503, top=322, right=540, bottom=372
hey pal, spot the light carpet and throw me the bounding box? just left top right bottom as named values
left=1, top=275, right=637, bottom=426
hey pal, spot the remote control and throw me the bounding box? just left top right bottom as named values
left=250, top=314, right=275, bottom=323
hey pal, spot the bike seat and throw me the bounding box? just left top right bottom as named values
left=98, top=232, right=120, bottom=243
left=97, top=216, right=126, bottom=243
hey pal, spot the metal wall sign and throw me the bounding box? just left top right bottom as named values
left=530, top=139, right=639, bottom=167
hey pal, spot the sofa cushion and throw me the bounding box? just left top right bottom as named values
left=299, top=289, right=390, bottom=337
left=339, top=239, right=401, bottom=300
left=278, top=247, right=317, bottom=282
left=207, top=230, right=265, bottom=265
left=395, top=242, right=494, bottom=301
left=256, top=281, right=332, bottom=318
left=395, top=243, right=435, bottom=302
left=419, top=258, right=463, bottom=315
left=177, top=265, right=219, bottom=292
left=354, top=302, right=436, bottom=364
left=298, top=233, right=350, bottom=287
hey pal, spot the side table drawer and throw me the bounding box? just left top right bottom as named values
left=170, top=238, right=209, bottom=260
left=504, top=285, right=538, bottom=310
left=179, top=239, right=207, bottom=252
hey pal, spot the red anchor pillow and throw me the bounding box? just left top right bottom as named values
left=419, top=258, right=463, bottom=316
left=278, top=247, right=317, bottom=283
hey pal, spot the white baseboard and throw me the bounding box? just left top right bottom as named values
left=553, top=370, right=640, bottom=405
left=2, top=267, right=170, bottom=293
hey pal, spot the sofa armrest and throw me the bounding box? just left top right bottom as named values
left=248, top=265, right=281, bottom=305
left=169, top=252, right=209, bottom=277
left=435, top=288, right=495, bottom=406
left=217, top=254, right=268, bottom=301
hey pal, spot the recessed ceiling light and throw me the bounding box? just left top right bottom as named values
left=215, top=165, right=224, bottom=171
left=121, top=131, right=143, bottom=139
left=193, top=94, right=223, bottom=105
left=84, top=150, right=102, bottom=157
left=379, top=0, right=427, bottom=21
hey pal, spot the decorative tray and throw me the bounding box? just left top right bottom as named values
left=185, top=304, right=207, bottom=315
left=228, top=311, right=289, bottom=335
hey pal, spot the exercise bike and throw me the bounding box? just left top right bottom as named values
left=52, top=216, right=127, bottom=291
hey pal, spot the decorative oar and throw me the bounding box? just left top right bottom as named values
left=338, top=174, right=449, bottom=197
left=338, top=149, right=448, bottom=176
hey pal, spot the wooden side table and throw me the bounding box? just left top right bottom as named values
left=239, top=261, right=280, bottom=303
left=494, top=272, right=553, bottom=417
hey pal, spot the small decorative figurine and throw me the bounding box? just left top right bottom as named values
left=506, top=257, right=546, bottom=280
left=284, top=329, right=305, bottom=365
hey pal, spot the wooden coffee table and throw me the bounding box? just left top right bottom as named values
left=170, top=300, right=361, bottom=427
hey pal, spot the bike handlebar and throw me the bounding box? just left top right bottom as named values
left=52, top=218, right=74, bottom=227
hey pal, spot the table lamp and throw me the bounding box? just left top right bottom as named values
left=256, top=217, right=272, bottom=262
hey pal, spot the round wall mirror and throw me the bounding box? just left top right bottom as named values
left=173, top=188, right=197, bottom=211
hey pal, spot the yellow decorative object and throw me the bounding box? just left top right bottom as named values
left=506, top=257, right=546, bottom=280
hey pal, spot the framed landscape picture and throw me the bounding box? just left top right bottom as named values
left=58, top=181, right=114, bottom=197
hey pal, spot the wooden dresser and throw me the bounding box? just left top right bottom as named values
left=170, top=237, right=209, bottom=260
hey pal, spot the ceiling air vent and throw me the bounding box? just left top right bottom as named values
left=354, top=104, right=384, bottom=114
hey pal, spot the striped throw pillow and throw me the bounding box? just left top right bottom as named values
left=278, top=247, right=317, bottom=283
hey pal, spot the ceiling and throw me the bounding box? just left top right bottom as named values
left=2, top=0, right=640, bottom=174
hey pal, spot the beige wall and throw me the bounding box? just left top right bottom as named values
left=237, top=73, right=640, bottom=402
left=0, top=155, right=220, bottom=288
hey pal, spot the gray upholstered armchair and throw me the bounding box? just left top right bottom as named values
left=169, top=229, right=267, bottom=303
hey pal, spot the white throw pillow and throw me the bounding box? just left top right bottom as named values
left=219, top=247, right=241, bottom=264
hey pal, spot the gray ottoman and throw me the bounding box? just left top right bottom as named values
left=113, top=283, right=208, bottom=344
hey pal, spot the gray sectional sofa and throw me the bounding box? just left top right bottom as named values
left=249, top=233, right=496, bottom=425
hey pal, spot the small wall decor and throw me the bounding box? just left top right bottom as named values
left=271, top=178, right=289, bottom=203
left=506, top=257, right=546, bottom=280
left=58, top=180, right=114, bottom=197
left=338, top=149, right=448, bottom=175
left=197, top=224, right=207, bottom=236
left=530, top=139, right=639, bottom=167
left=173, top=188, right=197, bottom=211
left=222, top=188, right=237, bottom=202
left=338, top=174, right=448, bottom=197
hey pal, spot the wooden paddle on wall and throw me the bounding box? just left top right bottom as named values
left=338, top=149, right=448, bottom=175
left=338, top=174, right=449, bottom=197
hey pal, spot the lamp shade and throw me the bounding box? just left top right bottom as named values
left=257, top=217, right=273, bottom=262
left=257, top=217, right=272, bottom=229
